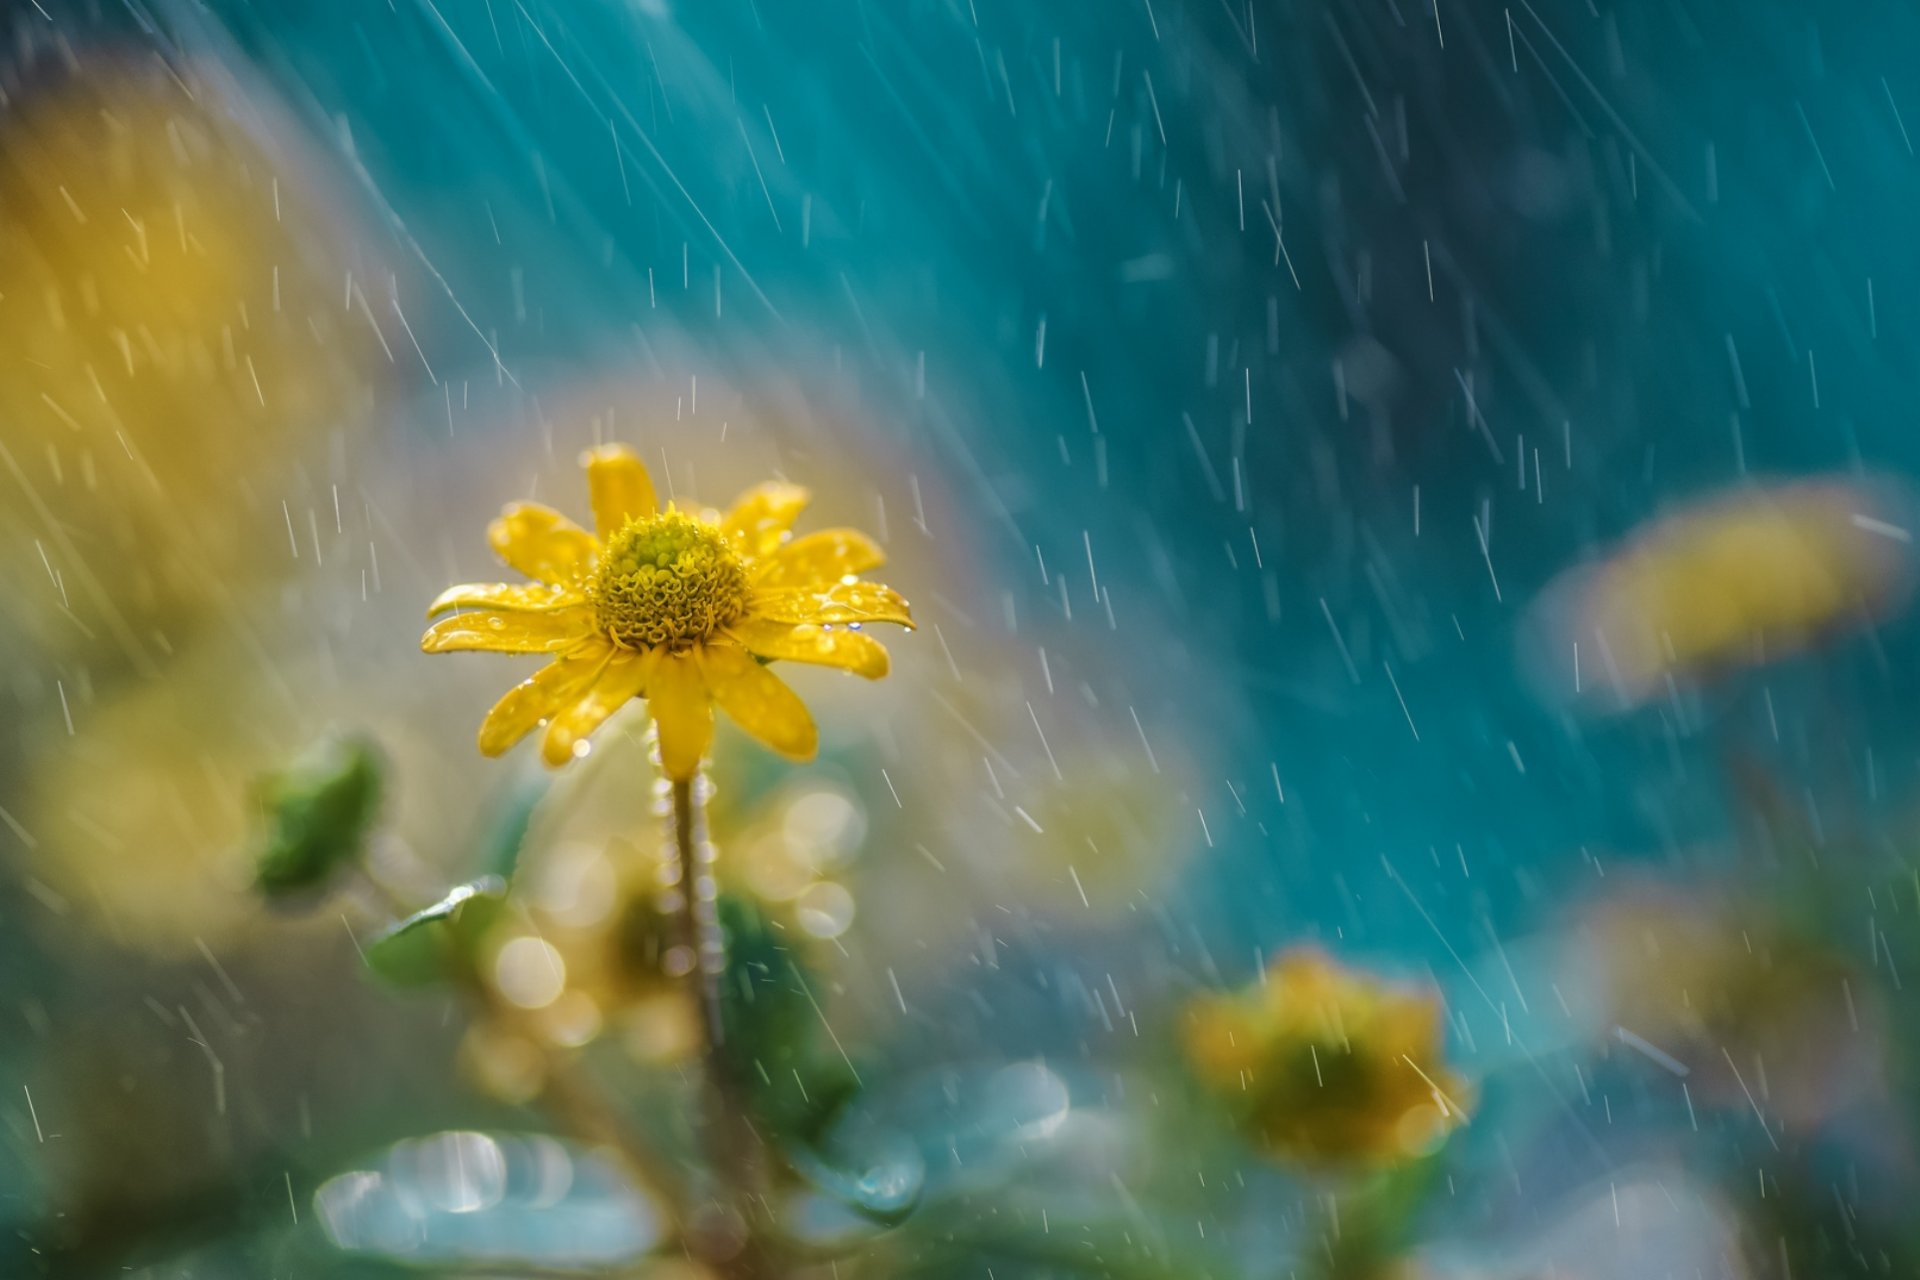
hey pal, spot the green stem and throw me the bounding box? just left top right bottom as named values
left=669, top=777, right=727, bottom=1048
left=664, top=771, right=772, bottom=1276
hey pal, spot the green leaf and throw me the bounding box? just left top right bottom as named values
left=364, top=878, right=507, bottom=987
left=253, top=732, right=387, bottom=897
left=718, top=895, right=922, bottom=1224
left=716, top=895, right=860, bottom=1142
left=787, top=1126, right=924, bottom=1226
left=311, top=1131, right=664, bottom=1270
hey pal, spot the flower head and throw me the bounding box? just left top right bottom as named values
left=424, top=446, right=912, bottom=777
left=1526, top=475, right=1913, bottom=709
left=1182, top=948, right=1470, bottom=1168
left=1577, top=881, right=1878, bottom=1130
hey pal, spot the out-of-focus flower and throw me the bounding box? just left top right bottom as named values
left=1182, top=948, right=1471, bottom=1168
left=1574, top=879, right=1880, bottom=1129
left=463, top=770, right=870, bottom=1100
left=423, top=445, right=913, bottom=777
left=991, top=730, right=1201, bottom=915
left=0, top=59, right=384, bottom=666
left=1526, top=476, right=1914, bottom=708
left=19, top=636, right=450, bottom=953
left=458, top=814, right=697, bottom=1101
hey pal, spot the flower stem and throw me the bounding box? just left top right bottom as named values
left=665, top=771, right=772, bottom=1275
left=669, top=776, right=727, bottom=1049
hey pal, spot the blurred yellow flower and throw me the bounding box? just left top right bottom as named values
left=1578, top=880, right=1878, bottom=1129
left=1182, top=948, right=1470, bottom=1168
left=456, top=835, right=705, bottom=1104
left=0, top=61, right=382, bottom=666
left=424, top=445, right=913, bottom=777
left=1530, top=476, right=1913, bottom=707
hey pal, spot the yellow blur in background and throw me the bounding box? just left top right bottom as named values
left=0, top=58, right=385, bottom=670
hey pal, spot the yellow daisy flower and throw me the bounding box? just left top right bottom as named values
left=1182, top=948, right=1471, bottom=1168
left=424, top=446, right=912, bottom=777
left=1528, top=475, right=1913, bottom=708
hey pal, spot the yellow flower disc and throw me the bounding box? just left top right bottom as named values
left=592, top=512, right=751, bottom=649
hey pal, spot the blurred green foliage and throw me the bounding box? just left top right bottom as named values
left=362, top=878, right=508, bottom=987
left=252, top=733, right=386, bottom=898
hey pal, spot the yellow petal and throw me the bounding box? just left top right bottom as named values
left=487, top=502, right=599, bottom=585
left=477, top=644, right=613, bottom=755
left=700, top=644, right=819, bottom=761
left=727, top=617, right=891, bottom=679
left=421, top=607, right=599, bottom=653
left=427, top=581, right=585, bottom=618
left=748, top=580, right=914, bottom=629
left=541, top=651, right=651, bottom=766
left=754, top=528, right=887, bottom=589
left=721, top=481, right=811, bottom=558
left=583, top=443, right=658, bottom=539
left=648, top=651, right=714, bottom=781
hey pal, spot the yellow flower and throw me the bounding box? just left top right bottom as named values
left=1529, top=476, right=1913, bottom=708
left=0, top=62, right=381, bottom=666
left=1578, top=880, right=1877, bottom=1130
left=423, top=446, right=912, bottom=777
left=1182, top=948, right=1470, bottom=1168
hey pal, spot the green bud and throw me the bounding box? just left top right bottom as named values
left=253, top=731, right=386, bottom=897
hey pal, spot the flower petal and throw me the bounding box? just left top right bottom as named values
left=700, top=644, right=819, bottom=761
left=488, top=502, right=599, bottom=585
left=477, top=644, right=613, bottom=756
left=727, top=617, right=891, bottom=679
left=583, top=443, right=658, bottom=539
left=541, top=651, right=651, bottom=766
left=754, top=528, right=887, bottom=589
left=721, top=481, right=811, bottom=558
left=748, top=580, right=915, bottom=629
left=427, top=581, right=586, bottom=618
left=648, top=651, right=714, bottom=781
left=421, top=607, right=600, bottom=654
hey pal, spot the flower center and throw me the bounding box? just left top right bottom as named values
left=592, top=512, right=749, bottom=650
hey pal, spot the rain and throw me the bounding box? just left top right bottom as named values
left=1, top=1, right=1917, bottom=1277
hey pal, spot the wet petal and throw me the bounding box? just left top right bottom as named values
left=477, top=644, right=613, bottom=756
left=754, top=528, right=887, bottom=590
left=428, top=581, right=585, bottom=618
left=422, top=607, right=599, bottom=654
left=488, top=503, right=599, bottom=585
left=721, top=482, right=811, bottom=558
left=583, top=444, right=658, bottom=539
left=748, top=580, right=914, bottom=629
left=700, top=644, right=818, bottom=761
left=648, top=651, right=714, bottom=781
left=727, top=617, right=890, bottom=679
left=541, top=651, right=651, bottom=766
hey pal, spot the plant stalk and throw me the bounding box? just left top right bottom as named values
left=665, top=772, right=772, bottom=1276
